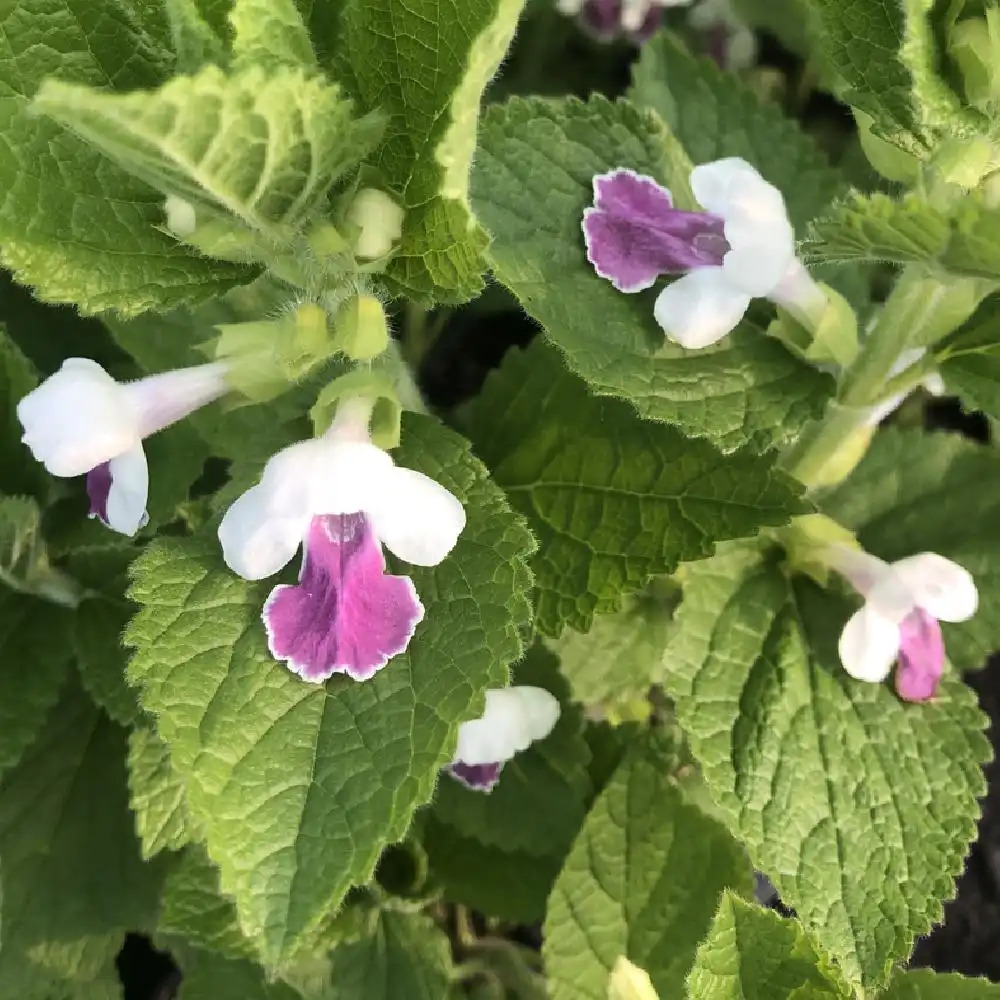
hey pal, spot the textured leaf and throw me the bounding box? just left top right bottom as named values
left=335, top=0, right=524, bottom=303
left=229, top=0, right=316, bottom=71
left=686, top=893, right=850, bottom=1000
left=0, top=329, right=46, bottom=500
left=422, top=817, right=560, bottom=923
left=431, top=644, right=591, bottom=857
left=126, top=415, right=535, bottom=968
left=324, top=909, right=453, bottom=999
left=0, top=680, right=165, bottom=971
left=549, top=583, right=676, bottom=705
left=821, top=428, right=1000, bottom=672
left=665, top=541, right=990, bottom=991
left=128, top=723, right=194, bottom=859
left=0, top=0, right=250, bottom=315
left=883, top=970, right=1000, bottom=999
left=469, top=341, right=806, bottom=633
left=175, top=947, right=303, bottom=1000
left=473, top=96, right=834, bottom=452
left=35, top=66, right=380, bottom=238
left=543, top=736, right=752, bottom=1000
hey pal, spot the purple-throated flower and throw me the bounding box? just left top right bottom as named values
left=829, top=546, right=978, bottom=702
left=582, top=160, right=825, bottom=349
left=17, top=358, right=230, bottom=536
left=217, top=397, right=466, bottom=684
left=556, top=0, right=692, bottom=44
left=449, top=686, right=560, bottom=792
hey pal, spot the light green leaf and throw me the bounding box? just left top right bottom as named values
left=422, top=817, right=561, bottom=923
left=164, top=0, right=227, bottom=72
left=543, top=736, right=752, bottom=1000
left=549, top=582, right=677, bottom=706
left=126, top=415, right=535, bottom=969
left=665, top=541, right=990, bottom=991
left=0, top=680, right=165, bottom=973
left=883, top=970, right=1000, bottom=999
left=809, top=0, right=982, bottom=154
left=0, top=0, right=250, bottom=315
left=821, top=427, right=1000, bottom=672
left=473, top=96, right=834, bottom=452
left=334, top=0, right=524, bottom=303
left=35, top=66, right=380, bottom=240
left=175, top=946, right=303, bottom=1000
left=128, top=723, right=194, bottom=859
left=431, top=644, right=591, bottom=857
left=938, top=303, right=1000, bottom=418
left=0, top=586, right=75, bottom=775
left=229, top=0, right=316, bottom=71
left=468, top=340, right=806, bottom=634
left=325, top=908, right=453, bottom=1000
left=0, top=330, right=46, bottom=500
left=686, top=893, right=850, bottom=1000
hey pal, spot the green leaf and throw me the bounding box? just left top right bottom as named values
left=883, top=970, right=1000, bottom=999
left=686, top=893, right=850, bottom=1000
left=229, top=0, right=316, bottom=71
left=422, top=817, right=560, bottom=923
left=175, top=947, right=303, bottom=1000
left=0, top=330, right=46, bottom=500
left=665, top=541, right=990, bottom=991
left=128, top=723, right=194, bottom=859
left=35, top=65, right=380, bottom=239
left=809, top=0, right=981, bottom=154
left=334, top=0, right=524, bottom=303
left=0, top=586, right=75, bottom=775
left=164, top=0, right=227, bottom=72
left=939, top=304, right=1000, bottom=417
left=324, top=908, right=453, bottom=1000
left=126, top=415, right=535, bottom=969
left=0, top=680, right=165, bottom=975
left=431, top=644, right=591, bottom=857
left=468, top=340, right=807, bottom=634
left=0, top=0, right=250, bottom=315
left=473, top=96, right=834, bottom=452
left=542, top=736, right=752, bottom=1000
left=821, top=427, right=1000, bottom=672
left=549, top=583, right=677, bottom=706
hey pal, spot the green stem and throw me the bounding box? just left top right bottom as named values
left=781, top=402, right=870, bottom=488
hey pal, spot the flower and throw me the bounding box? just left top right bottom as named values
left=217, top=397, right=466, bottom=683
left=583, top=160, right=826, bottom=349
left=688, top=0, right=758, bottom=70
left=449, top=686, right=561, bottom=792
left=17, top=358, right=230, bottom=536
left=556, top=0, right=692, bottom=44
left=829, top=546, right=978, bottom=702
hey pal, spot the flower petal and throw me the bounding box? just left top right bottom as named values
left=17, top=358, right=138, bottom=477
left=307, top=440, right=396, bottom=516
left=454, top=686, right=560, bottom=766
left=218, top=484, right=308, bottom=581
left=653, top=267, right=751, bottom=348
left=895, top=607, right=945, bottom=703
left=448, top=761, right=503, bottom=792
left=263, top=513, right=424, bottom=683
left=890, top=552, right=978, bottom=623
left=721, top=240, right=795, bottom=296
left=122, top=362, right=230, bottom=439
left=367, top=466, right=466, bottom=567
left=838, top=604, right=901, bottom=683
left=102, top=442, right=149, bottom=536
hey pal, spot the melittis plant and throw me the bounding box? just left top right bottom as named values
left=2, top=0, right=1000, bottom=997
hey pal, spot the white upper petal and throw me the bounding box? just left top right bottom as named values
left=653, top=268, right=751, bottom=349
left=454, top=686, right=560, bottom=766
left=838, top=604, right=901, bottom=683
left=367, top=466, right=466, bottom=567
left=308, top=439, right=396, bottom=516
left=17, top=358, right=139, bottom=477
left=104, top=442, right=149, bottom=536
left=890, top=552, right=979, bottom=623
left=218, top=483, right=309, bottom=581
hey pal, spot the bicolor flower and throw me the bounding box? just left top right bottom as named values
left=218, top=398, right=466, bottom=684
left=829, top=546, right=978, bottom=702
left=449, top=686, right=561, bottom=792
left=556, top=0, right=692, bottom=44
left=17, top=358, right=230, bottom=536
left=583, top=160, right=826, bottom=349
left=688, top=0, right=757, bottom=70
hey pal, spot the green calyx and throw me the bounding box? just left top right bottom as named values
left=310, top=369, right=403, bottom=450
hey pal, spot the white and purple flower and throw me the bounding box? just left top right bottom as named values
left=218, top=397, right=466, bottom=683
left=583, top=160, right=826, bottom=349
left=556, top=0, right=692, bottom=44
left=449, top=686, right=560, bottom=792
left=17, top=358, right=230, bottom=536
left=830, top=546, right=978, bottom=702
